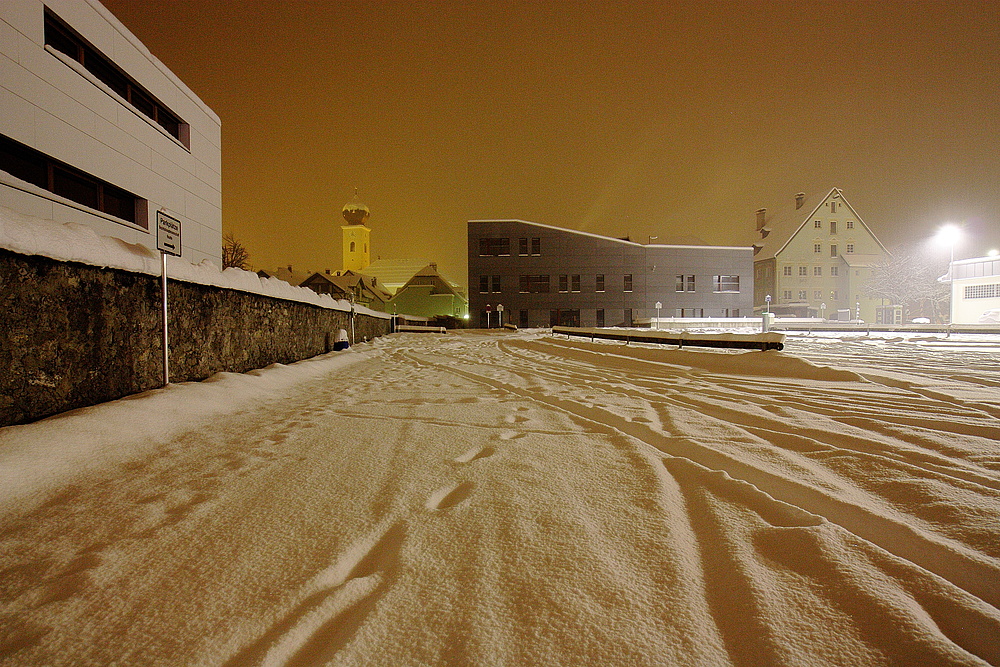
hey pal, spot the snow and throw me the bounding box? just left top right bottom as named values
left=1, top=329, right=999, bottom=665
left=0, top=205, right=389, bottom=319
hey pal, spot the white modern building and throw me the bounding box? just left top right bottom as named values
left=946, top=255, right=1000, bottom=324
left=0, top=0, right=222, bottom=265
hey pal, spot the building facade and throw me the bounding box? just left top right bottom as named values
left=752, top=188, right=888, bottom=321
left=946, top=255, right=1000, bottom=324
left=0, top=0, right=222, bottom=265
left=468, top=219, right=753, bottom=328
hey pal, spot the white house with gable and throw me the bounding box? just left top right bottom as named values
left=0, top=0, right=221, bottom=265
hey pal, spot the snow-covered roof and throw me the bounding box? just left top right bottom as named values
left=0, top=205, right=389, bottom=319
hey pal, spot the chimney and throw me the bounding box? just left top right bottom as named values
left=795, top=193, right=805, bottom=210
left=430, top=262, right=438, bottom=271
left=755, top=208, right=767, bottom=231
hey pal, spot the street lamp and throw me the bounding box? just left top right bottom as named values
left=936, top=224, right=961, bottom=324
left=497, top=303, right=504, bottom=328
left=655, top=301, right=662, bottom=329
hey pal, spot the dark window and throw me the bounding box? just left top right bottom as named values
left=559, top=275, right=568, bottom=293
left=524, top=275, right=549, bottom=293
left=596, top=309, right=605, bottom=327
left=519, top=309, right=529, bottom=328
left=44, top=9, right=189, bottom=147
left=480, top=275, right=489, bottom=294
left=783, top=266, right=792, bottom=276
left=830, top=221, right=837, bottom=235
left=0, top=133, right=143, bottom=226
left=686, top=275, right=695, bottom=292
left=596, top=274, right=605, bottom=292
left=491, top=275, right=501, bottom=293
left=624, top=274, right=633, bottom=292
left=479, top=237, right=510, bottom=256
left=831, top=244, right=838, bottom=257
left=624, top=308, right=633, bottom=325
left=0, top=134, right=48, bottom=189
left=571, top=274, right=580, bottom=292
left=519, top=275, right=529, bottom=293
left=519, top=237, right=528, bottom=255
left=675, top=275, right=685, bottom=292
left=531, top=237, right=540, bottom=255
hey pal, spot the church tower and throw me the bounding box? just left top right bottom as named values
left=341, top=189, right=371, bottom=272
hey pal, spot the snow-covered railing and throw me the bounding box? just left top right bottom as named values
left=552, top=326, right=785, bottom=351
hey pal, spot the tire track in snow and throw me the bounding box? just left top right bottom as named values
left=403, top=345, right=1000, bottom=615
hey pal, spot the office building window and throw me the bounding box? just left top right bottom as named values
left=596, top=309, right=605, bottom=327
left=814, top=267, right=822, bottom=276
left=571, top=274, right=580, bottom=292
left=479, top=275, right=489, bottom=294
left=519, top=275, right=550, bottom=293
left=783, top=290, right=792, bottom=300
left=624, top=274, right=633, bottom=292
left=479, top=237, right=510, bottom=256
left=713, top=275, right=740, bottom=292
left=677, top=274, right=696, bottom=292
left=0, top=133, right=144, bottom=226
left=814, top=290, right=823, bottom=299
left=518, top=237, right=528, bottom=256
left=559, top=275, right=569, bottom=293
left=491, top=275, right=501, bottom=293
left=519, top=310, right=528, bottom=327
left=783, top=266, right=792, bottom=276
left=799, top=266, right=808, bottom=276
left=45, top=10, right=188, bottom=147
left=595, top=274, right=605, bottom=292
left=965, top=284, right=999, bottom=299
left=531, top=237, right=540, bottom=255
left=798, top=290, right=807, bottom=300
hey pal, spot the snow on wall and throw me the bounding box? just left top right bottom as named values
left=0, top=205, right=390, bottom=319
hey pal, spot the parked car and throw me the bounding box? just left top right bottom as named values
left=911, top=317, right=930, bottom=324
left=979, top=309, right=1000, bottom=324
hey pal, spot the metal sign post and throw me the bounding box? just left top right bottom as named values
left=156, top=211, right=182, bottom=386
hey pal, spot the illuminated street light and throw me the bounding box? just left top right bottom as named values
left=935, top=224, right=961, bottom=324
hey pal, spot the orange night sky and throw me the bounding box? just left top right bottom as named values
left=100, top=0, right=1000, bottom=287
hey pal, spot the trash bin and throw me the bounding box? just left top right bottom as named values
left=333, top=329, right=350, bottom=351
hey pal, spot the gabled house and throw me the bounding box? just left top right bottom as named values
left=752, top=188, right=889, bottom=321
left=387, top=264, right=469, bottom=322
left=300, top=270, right=391, bottom=311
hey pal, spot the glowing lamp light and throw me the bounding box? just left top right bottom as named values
left=935, top=224, right=961, bottom=247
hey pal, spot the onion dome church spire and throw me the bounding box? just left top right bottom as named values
left=341, top=188, right=372, bottom=272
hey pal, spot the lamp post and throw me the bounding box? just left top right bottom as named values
left=936, top=224, right=961, bottom=324
left=485, top=304, right=491, bottom=329
left=655, top=301, right=661, bottom=329
left=497, top=303, right=504, bottom=328
left=820, top=302, right=826, bottom=320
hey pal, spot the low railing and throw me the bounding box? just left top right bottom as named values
left=552, top=326, right=785, bottom=351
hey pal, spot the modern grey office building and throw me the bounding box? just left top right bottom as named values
left=468, top=219, right=753, bottom=328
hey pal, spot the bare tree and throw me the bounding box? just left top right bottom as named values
left=222, top=233, right=250, bottom=270
left=864, top=243, right=950, bottom=321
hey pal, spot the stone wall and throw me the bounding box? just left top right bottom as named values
left=0, top=249, right=390, bottom=426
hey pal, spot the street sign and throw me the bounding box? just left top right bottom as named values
left=156, top=210, right=182, bottom=257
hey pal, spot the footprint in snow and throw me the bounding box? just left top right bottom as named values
left=454, top=446, right=494, bottom=464
left=426, top=482, right=475, bottom=510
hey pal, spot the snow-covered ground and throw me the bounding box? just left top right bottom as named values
left=1, top=329, right=998, bottom=666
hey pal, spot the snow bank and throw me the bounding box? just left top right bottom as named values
left=0, top=205, right=389, bottom=319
